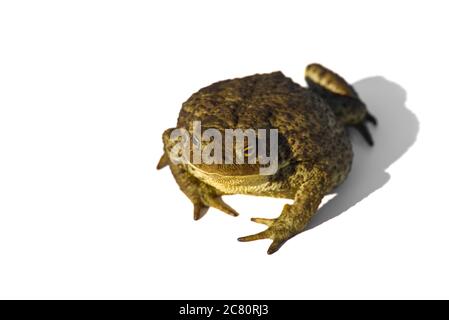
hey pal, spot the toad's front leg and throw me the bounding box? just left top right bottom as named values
left=157, top=128, right=239, bottom=220
left=158, top=153, right=239, bottom=220
left=238, top=170, right=328, bottom=254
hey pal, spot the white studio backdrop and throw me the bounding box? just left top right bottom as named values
left=0, top=1, right=448, bottom=299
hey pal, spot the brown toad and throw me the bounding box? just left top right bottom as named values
left=157, top=63, right=376, bottom=254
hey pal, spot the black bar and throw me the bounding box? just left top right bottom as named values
left=0, top=299, right=443, bottom=319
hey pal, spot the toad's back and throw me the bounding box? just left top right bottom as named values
left=177, top=71, right=349, bottom=163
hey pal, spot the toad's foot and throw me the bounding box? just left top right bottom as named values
left=194, top=187, right=239, bottom=220
left=238, top=170, right=328, bottom=254
left=161, top=152, right=239, bottom=220
left=354, top=112, right=377, bottom=146
left=238, top=204, right=306, bottom=255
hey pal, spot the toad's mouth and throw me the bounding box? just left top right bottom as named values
left=185, top=159, right=289, bottom=178
left=185, top=160, right=272, bottom=191
left=186, top=161, right=262, bottom=177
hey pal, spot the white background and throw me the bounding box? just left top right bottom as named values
left=0, top=1, right=448, bottom=299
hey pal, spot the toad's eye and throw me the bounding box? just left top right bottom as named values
left=244, top=145, right=254, bottom=157
left=192, top=134, right=201, bottom=146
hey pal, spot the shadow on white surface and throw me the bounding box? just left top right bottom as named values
left=308, top=77, right=419, bottom=229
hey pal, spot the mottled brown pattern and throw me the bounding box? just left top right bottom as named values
left=158, top=64, right=376, bottom=254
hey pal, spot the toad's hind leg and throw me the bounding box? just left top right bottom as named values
left=305, top=63, right=377, bottom=146
left=157, top=154, right=239, bottom=220
left=238, top=169, right=329, bottom=254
